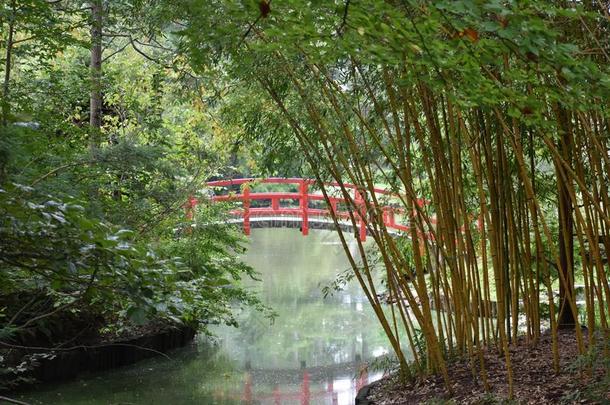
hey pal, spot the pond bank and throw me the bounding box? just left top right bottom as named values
left=362, top=329, right=608, bottom=404
left=4, top=323, right=195, bottom=393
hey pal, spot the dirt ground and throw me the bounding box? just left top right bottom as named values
left=366, top=329, right=609, bottom=404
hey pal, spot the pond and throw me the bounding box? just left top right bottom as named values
left=19, top=228, right=393, bottom=405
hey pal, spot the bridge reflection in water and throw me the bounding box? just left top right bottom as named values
left=213, top=360, right=378, bottom=405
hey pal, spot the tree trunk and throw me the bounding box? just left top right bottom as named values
left=2, top=0, right=16, bottom=127
left=89, top=0, right=103, bottom=151
left=557, top=107, right=576, bottom=328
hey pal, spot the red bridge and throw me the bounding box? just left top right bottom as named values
left=185, top=178, right=423, bottom=241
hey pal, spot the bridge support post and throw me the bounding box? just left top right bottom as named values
left=417, top=230, right=426, bottom=257
left=354, top=189, right=366, bottom=242
left=273, top=385, right=281, bottom=405
left=300, top=181, right=309, bottom=236
left=301, top=369, right=310, bottom=405
left=243, top=371, right=252, bottom=403
left=330, top=200, right=338, bottom=216
left=184, top=196, right=197, bottom=220
left=388, top=209, right=395, bottom=227
left=243, top=184, right=251, bottom=236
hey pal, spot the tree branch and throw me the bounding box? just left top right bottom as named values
left=237, top=0, right=273, bottom=49
left=0, top=341, right=173, bottom=361
left=335, top=0, right=351, bottom=36
left=101, top=41, right=130, bottom=63
left=12, top=36, right=36, bottom=45
left=0, top=396, right=31, bottom=405
left=30, top=160, right=90, bottom=185
left=130, top=38, right=171, bottom=68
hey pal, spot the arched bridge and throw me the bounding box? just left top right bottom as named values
left=185, top=178, right=424, bottom=241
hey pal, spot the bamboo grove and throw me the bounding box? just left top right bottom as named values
left=180, top=0, right=610, bottom=397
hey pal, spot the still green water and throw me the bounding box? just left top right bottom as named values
left=18, top=228, right=391, bottom=405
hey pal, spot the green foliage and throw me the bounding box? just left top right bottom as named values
left=0, top=0, right=84, bottom=123
left=368, top=353, right=401, bottom=376
left=0, top=182, right=267, bottom=333
left=321, top=267, right=355, bottom=298
left=174, top=0, right=610, bottom=196
left=563, top=333, right=610, bottom=403
left=0, top=352, right=48, bottom=391
left=1, top=0, right=271, bottom=362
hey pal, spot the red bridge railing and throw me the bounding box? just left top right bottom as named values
left=185, top=178, right=422, bottom=241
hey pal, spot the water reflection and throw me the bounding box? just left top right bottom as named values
left=19, top=228, right=389, bottom=405
left=211, top=228, right=387, bottom=404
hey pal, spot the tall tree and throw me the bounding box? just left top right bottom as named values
left=556, top=106, right=576, bottom=328
left=89, top=0, right=103, bottom=150
left=1, top=0, right=16, bottom=127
